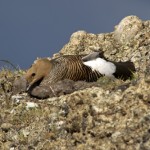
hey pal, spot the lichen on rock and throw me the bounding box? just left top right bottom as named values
left=114, top=15, right=143, bottom=44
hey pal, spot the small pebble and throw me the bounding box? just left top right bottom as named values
left=26, top=102, right=38, bottom=109
left=1, top=123, right=13, bottom=132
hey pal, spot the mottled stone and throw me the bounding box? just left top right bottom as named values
left=114, top=15, right=143, bottom=44
left=70, top=30, right=87, bottom=45
left=28, top=79, right=102, bottom=99
left=1, top=123, right=13, bottom=132
left=13, top=76, right=27, bottom=94
left=3, top=141, right=14, bottom=150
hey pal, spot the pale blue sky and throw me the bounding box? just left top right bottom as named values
left=0, top=0, right=150, bottom=69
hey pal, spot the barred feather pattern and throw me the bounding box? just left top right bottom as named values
left=41, top=55, right=102, bottom=85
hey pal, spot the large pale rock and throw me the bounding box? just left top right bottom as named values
left=114, top=15, right=143, bottom=44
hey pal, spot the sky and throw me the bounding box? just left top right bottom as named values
left=0, top=0, right=150, bottom=69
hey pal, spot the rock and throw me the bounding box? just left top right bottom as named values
left=11, top=95, right=23, bottom=104
left=60, top=30, right=102, bottom=55
left=26, top=102, right=38, bottom=109
left=29, top=85, right=52, bottom=99
left=114, top=15, right=143, bottom=44
left=70, top=30, right=87, bottom=46
left=13, top=76, right=27, bottom=94
left=3, top=141, right=14, bottom=150
left=1, top=123, right=13, bottom=132
left=28, top=79, right=101, bottom=99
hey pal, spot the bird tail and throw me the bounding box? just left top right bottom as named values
left=113, top=61, right=136, bottom=80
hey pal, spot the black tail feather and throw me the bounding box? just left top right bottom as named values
left=113, top=61, right=136, bottom=80
left=82, top=52, right=136, bottom=80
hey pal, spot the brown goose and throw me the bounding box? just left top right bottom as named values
left=25, top=52, right=135, bottom=91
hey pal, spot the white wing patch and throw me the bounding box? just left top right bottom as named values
left=83, top=58, right=116, bottom=77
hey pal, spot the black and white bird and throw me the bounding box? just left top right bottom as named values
left=82, top=52, right=135, bottom=80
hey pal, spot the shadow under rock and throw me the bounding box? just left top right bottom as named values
left=13, top=76, right=101, bottom=99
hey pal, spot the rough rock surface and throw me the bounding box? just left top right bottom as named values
left=0, top=15, right=150, bottom=149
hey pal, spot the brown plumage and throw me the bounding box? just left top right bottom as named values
left=25, top=55, right=102, bottom=90
left=25, top=52, right=135, bottom=91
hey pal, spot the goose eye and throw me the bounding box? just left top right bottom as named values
left=31, top=73, right=36, bottom=77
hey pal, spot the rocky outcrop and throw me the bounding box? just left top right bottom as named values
left=59, top=15, right=150, bottom=77
left=0, top=15, right=150, bottom=149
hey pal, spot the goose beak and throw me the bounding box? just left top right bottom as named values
left=26, top=84, right=31, bottom=91
left=26, top=81, right=31, bottom=91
